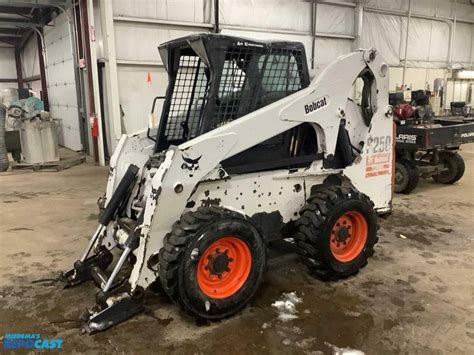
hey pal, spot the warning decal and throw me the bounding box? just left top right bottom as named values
left=365, top=134, right=392, bottom=178
left=366, top=152, right=391, bottom=177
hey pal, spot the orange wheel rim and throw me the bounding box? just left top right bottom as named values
left=197, top=236, right=252, bottom=299
left=330, top=211, right=368, bottom=262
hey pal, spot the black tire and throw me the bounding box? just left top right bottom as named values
left=432, top=151, right=465, bottom=184
left=158, top=206, right=266, bottom=319
left=394, top=159, right=419, bottom=194
left=294, top=186, right=378, bottom=280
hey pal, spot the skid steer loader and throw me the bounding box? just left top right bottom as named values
left=61, top=34, right=394, bottom=333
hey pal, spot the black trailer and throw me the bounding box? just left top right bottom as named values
left=395, top=117, right=474, bottom=193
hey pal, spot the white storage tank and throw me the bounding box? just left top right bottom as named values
left=20, top=120, right=59, bottom=164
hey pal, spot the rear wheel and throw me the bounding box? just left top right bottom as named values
left=158, top=207, right=266, bottom=319
left=294, top=186, right=378, bottom=280
left=394, top=159, right=419, bottom=194
left=432, top=151, right=465, bottom=184
left=329, top=211, right=368, bottom=262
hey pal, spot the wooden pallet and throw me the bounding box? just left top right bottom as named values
left=11, top=155, right=85, bottom=172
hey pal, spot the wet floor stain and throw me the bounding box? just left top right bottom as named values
left=0, top=191, right=51, bottom=200
left=1, top=161, right=474, bottom=353
left=7, top=227, right=34, bottom=232
left=87, top=213, right=99, bottom=221
left=0, top=251, right=438, bottom=354
left=7, top=252, right=32, bottom=258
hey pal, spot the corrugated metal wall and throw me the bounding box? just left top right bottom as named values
left=13, top=0, right=473, bottom=159
left=96, top=0, right=474, bottom=153
left=0, top=47, right=16, bottom=92
left=44, top=12, right=82, bottom=151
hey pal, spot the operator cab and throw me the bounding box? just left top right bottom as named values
left=151, top=34, right=372, bottom=173
left=151, top=34, right=318, bottom=172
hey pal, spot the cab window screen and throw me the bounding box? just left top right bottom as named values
left=165, top=55, right=209, bottom=141
left=259, top=54, right=301, bottom=93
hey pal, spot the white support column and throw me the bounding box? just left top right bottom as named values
left=401, top=0, right=412, bottom=88
left=470, top=24, right=473, bottom=69
left=310, top=0, right=317, bottom=69
left=353, top=0, right=363, bottom=51
left=448, top=0, right=457, bottom=68
left=100, top=0, right=122, bottom=146
left=87, top=0, right=105, bottom=166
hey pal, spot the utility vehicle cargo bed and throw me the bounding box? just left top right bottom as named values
left=396, top=119, right=474, bottom=150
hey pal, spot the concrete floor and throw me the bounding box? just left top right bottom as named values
left=1, top=145, right=473, bottom=354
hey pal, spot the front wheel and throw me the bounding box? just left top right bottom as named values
left=158, top=207, right=266, bottom=319
left=294, top=186, right=378, bottom=280
left=432, top=151, right=465, bottom=184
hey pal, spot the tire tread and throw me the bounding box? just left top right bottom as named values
left=294, top=185, right=378, bottom=281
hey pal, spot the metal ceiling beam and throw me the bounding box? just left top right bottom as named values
left=316, top=0, right=356, bottom=8
left=0, top=13, right=34, bottom=20
left=364, top=6, right=474, bottom=25
left=0, top=6, right=31, bottom=14
left=302, top=0, right=356, bottom=8
left=113, top=16, right=214, bottom=29
left=0, top=17, right=42, bottom=23
left=0, top=0, right=71, bottom=8
left=0, top=17, right=44, bottom=28
left=0, top=27, right=20, bottom=34
left=0, top=33, right=21, bottom=38
left=0, top=37, right=16, bottom=45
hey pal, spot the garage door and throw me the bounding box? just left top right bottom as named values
left=44, top=11, right=82, bottom=151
